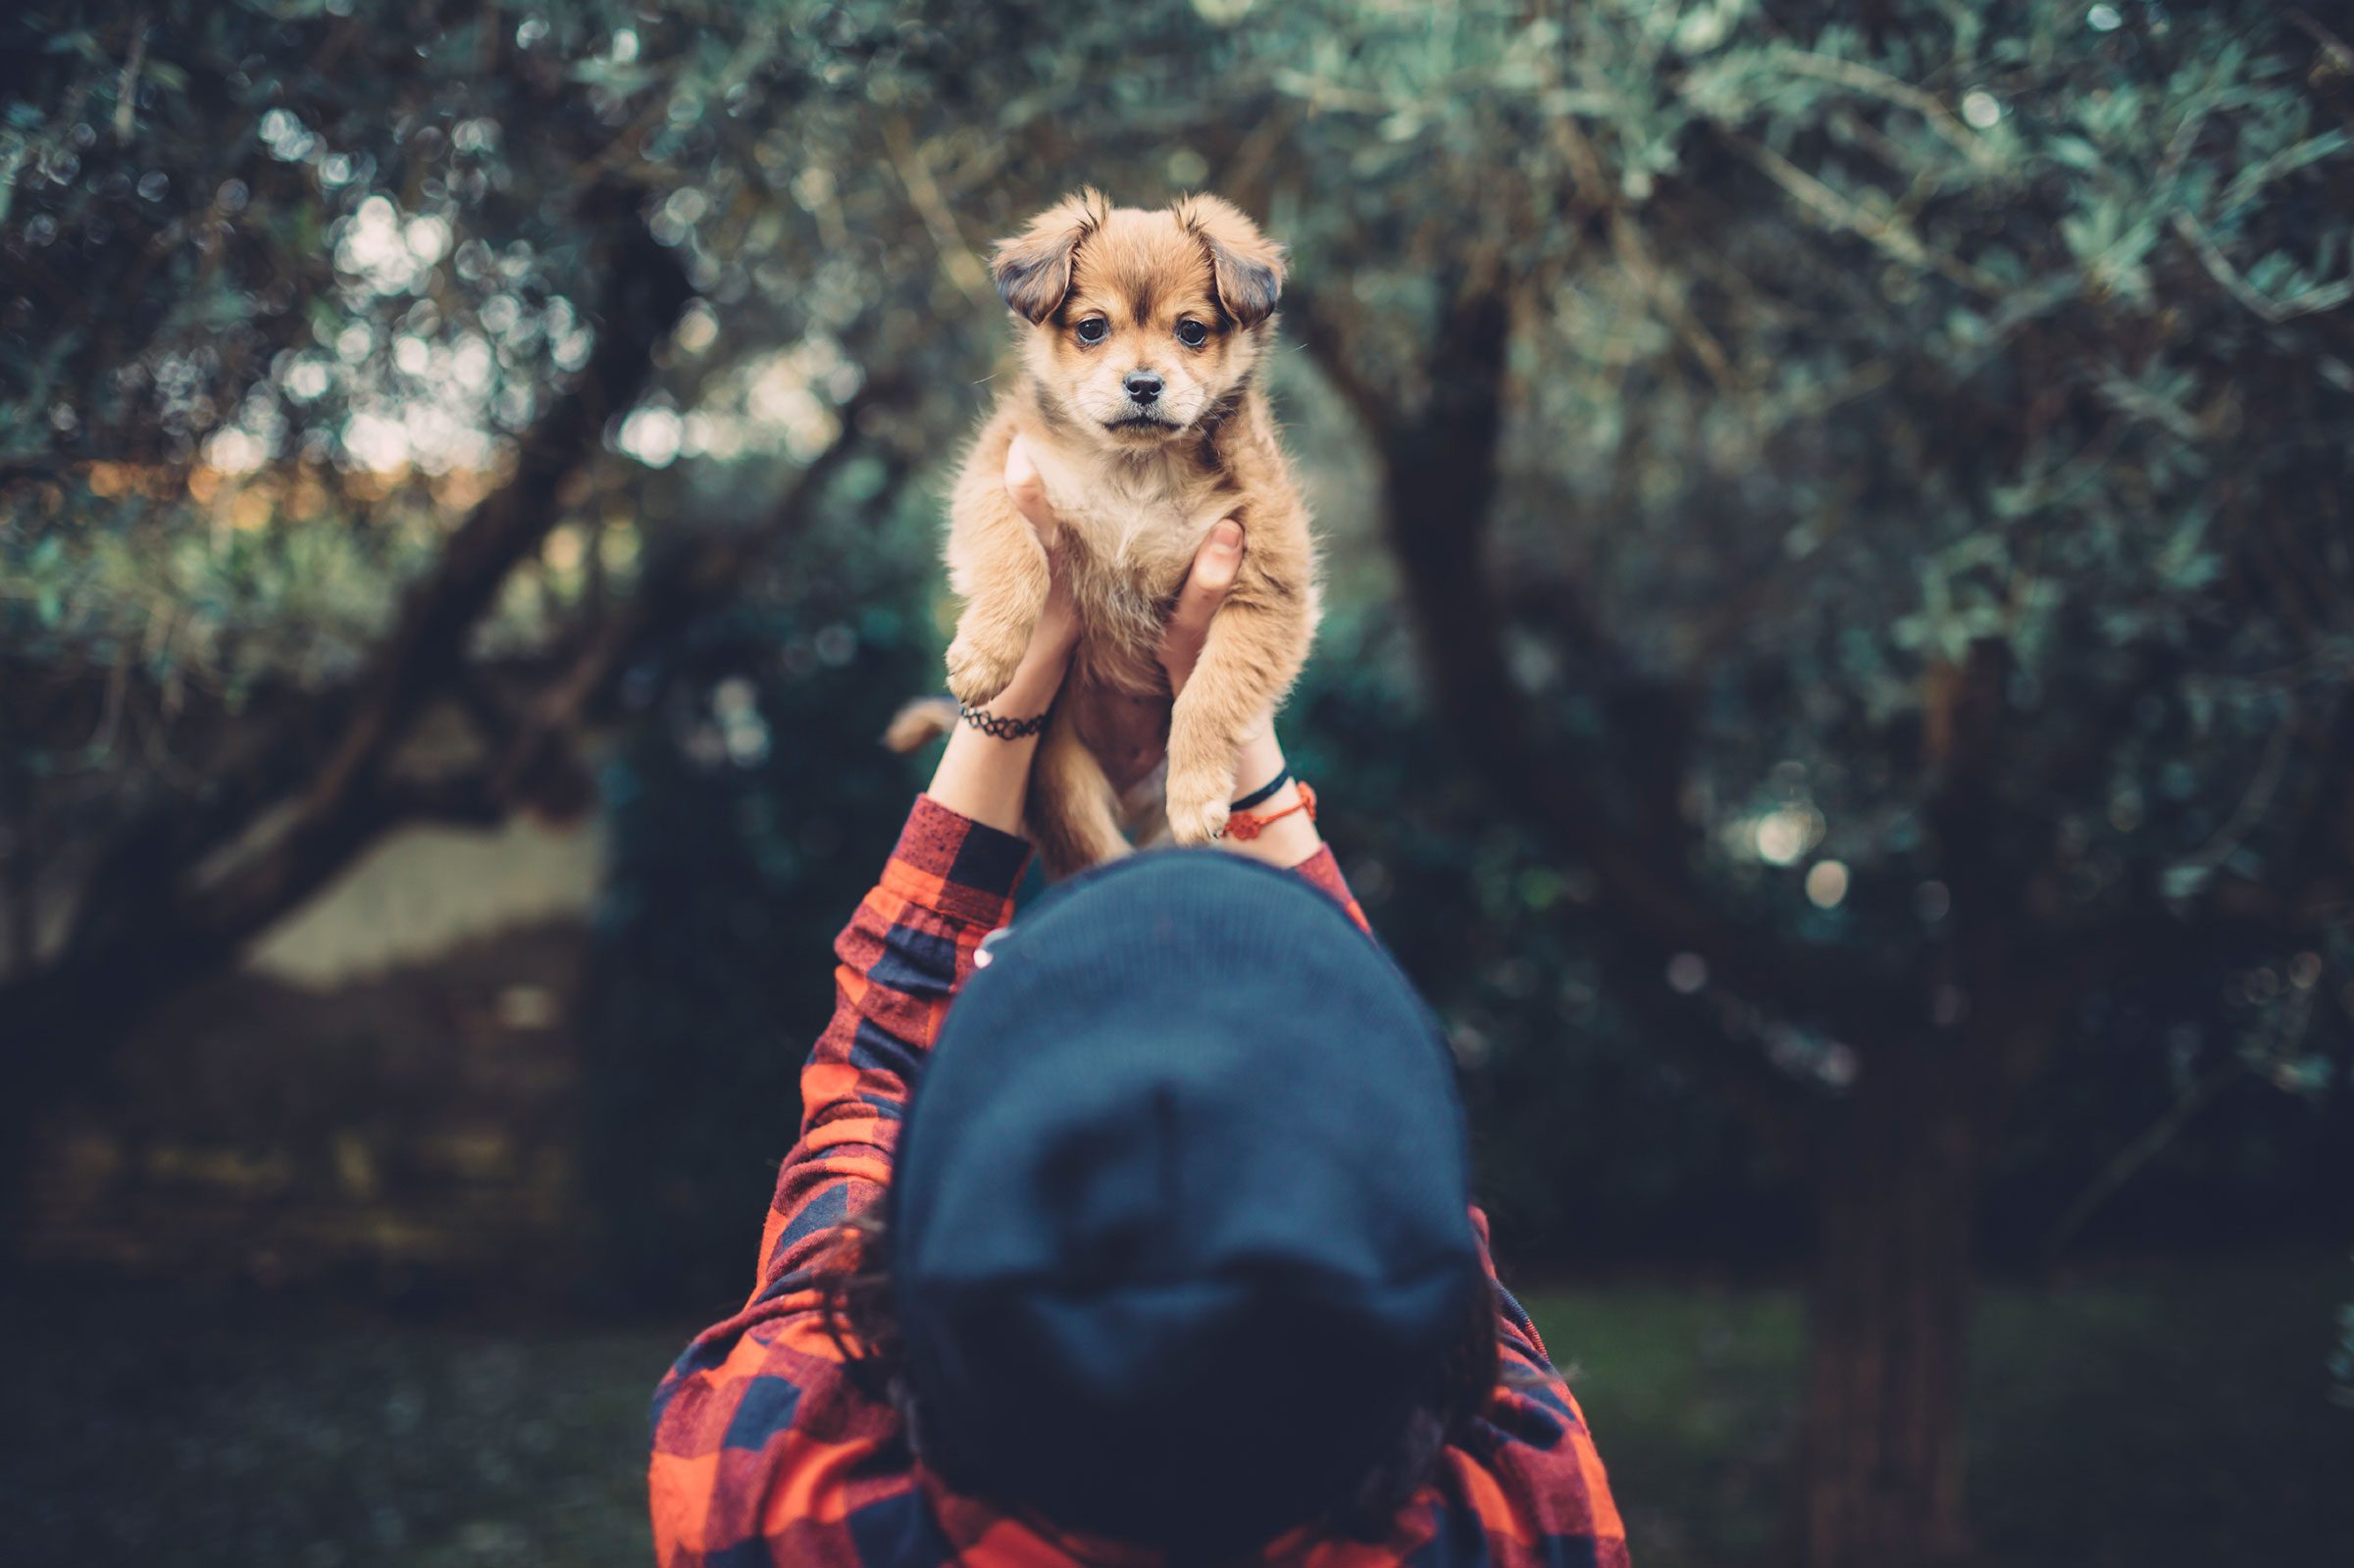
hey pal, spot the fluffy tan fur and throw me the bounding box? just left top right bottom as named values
left=941, top=189, right=1319, bottom=876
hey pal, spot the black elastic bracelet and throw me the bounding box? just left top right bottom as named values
left=1230, top=766, right=1292, bottom=812
left=957, top=701, right=1049, bottom=740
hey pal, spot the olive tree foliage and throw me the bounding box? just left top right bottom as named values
left=4, top=0, right=2353, bottom=1554
left=0, top=1, right=973, bottom=1051
left=1241, top=0, right=2354, bottom=1087
left=6, top=0, right=2338, bottom=1015
left=1237, top=13, right=2354, bottom=1547
left=1525, top=0, right=2354, bottom=985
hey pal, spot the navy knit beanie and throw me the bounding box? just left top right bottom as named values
left=888, top=849, right=1483, bottom=1554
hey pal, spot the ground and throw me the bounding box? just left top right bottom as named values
left=3, top=1255, right=2347, bottom=1567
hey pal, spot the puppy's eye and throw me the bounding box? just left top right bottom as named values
left=1074, top=317, right=1108, bottom=344
left=1175, top=319, right=1209, bottom=348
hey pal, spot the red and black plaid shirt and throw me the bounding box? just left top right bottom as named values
left=648, top=795, right=1629, bottom=1566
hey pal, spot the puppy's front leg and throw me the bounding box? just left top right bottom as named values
left=944, top=434, right=1052, bottom=708
left=1164, top=596, right=1306, bottom=845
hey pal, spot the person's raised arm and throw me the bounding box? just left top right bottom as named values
left=649, top=440, right=1071, bottom=1566
left=1152, top=527, right=1365, bottom=928
left=921, top=436, right=1079, bottom=833
left=727, top=442, right=1347, bottom=1321
left=720, top=440, right=1081, bottom=1317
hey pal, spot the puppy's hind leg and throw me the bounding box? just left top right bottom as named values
left=1026, top=705, right=1130, bottom=880
left=1116, top=760, right=1173, bottom=850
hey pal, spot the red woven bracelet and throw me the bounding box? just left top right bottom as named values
left=1220, top=780, right=1315, bottom=841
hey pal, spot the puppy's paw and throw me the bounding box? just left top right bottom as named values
left=1164, top=764, right=1235, bottom=846
left=945, top=632, right=1021, bottom=708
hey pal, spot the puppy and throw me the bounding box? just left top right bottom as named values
left=936, top=189, right=1318, bottom=876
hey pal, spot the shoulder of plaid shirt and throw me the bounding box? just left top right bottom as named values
left=648, top=793, right=1629, bottom=1568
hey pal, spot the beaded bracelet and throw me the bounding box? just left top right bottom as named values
left=957, top=701, right=1049, bottom=740
left=1219, top=781, right=1316, bottom=841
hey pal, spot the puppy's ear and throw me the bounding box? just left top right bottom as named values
left=1172, top=194, right=1287, bottom=328
left=992, top=189, right=1107, bottom=324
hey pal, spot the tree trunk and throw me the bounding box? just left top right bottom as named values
left=0, top=213, right=689, bottom=1235
left=1801, top=1039, right=1983, bottom=1568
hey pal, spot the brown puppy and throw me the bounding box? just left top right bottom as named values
left=941, top=189, right=1318, bottom=876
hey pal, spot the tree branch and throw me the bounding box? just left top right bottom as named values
left=1298, top=278, right=1884, bottom=1130
left=1283, top=287, right=1398, bottom=444
left=0, top=209, right=689, bottom=1091
left=487, top=383, right=890, bottom=805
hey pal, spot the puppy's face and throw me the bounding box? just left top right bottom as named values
left=991, top=190, right=1286, bottom=450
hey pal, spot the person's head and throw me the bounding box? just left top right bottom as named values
left=824, top=851, right=1496, bottom=1555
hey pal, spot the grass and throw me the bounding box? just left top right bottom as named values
left=1523, top=1283, right=1803, bottom=1566
left=1530, top=1252, right=2354, bottom=1568
left=3, top=1256, right=2347, bottom=1567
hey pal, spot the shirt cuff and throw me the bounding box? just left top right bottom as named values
left=1291, top=845, right=1370, bottom=933
left=879, top=794, right=1033, bottom=928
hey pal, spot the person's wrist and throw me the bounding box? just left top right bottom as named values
left=1218, top=720, right=1319, bottom=868
left=991, top=641, right=1068, bottom=721
left=1230, top=722, right=1286, bottom=805
left=1230, top=764, right=1291, bottom=813
left=1218, top=784, right=1320, bottom=867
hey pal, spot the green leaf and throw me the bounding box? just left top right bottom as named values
left=2162, top=864, right=2211, bottom=900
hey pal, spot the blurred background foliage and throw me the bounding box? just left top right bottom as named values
left=5, top=2, right=2353, bottom=1565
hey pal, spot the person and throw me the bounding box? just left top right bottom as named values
left=647, top=444, right=1628, bottom=1566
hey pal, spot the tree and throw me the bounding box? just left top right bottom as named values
left=7, top=4, right=2351, bottom=1565
left=1272, top=6, right=2354, bottom=1562
left=0, top=2, right=932, bottom=1165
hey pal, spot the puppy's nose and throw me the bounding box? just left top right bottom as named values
left=1123, top=371, right=1163, bottom=405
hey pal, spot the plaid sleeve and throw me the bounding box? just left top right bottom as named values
left=1289, top=843, right=1370, bottom=933
left=750, top=792, right=1029, bottom=1310
left=648, top=794, right=1029, bottom=1568
left=1402, top=1209, right=1629, bottom=1567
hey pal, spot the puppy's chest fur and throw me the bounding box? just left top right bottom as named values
left=1026, top=423, right=1250, bottom=694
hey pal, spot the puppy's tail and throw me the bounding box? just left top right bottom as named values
left=881, top=694, right=959, bottom=753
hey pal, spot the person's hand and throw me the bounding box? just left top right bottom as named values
left=1001, top=434, right=1081, bottom=687
left=920, top=435, right=1082, bottom=835
left=1158, top=523, right=1299, bottom=865
left=973, top=458, right=1314, bottom=863
left=1059, top=517, right=1258, bottom=794
left=1061, top=518, right=1304, bottom=863
left=999, top=445, right=1252, bottom=711
left=1155, top=519, right=1246, bottom=699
